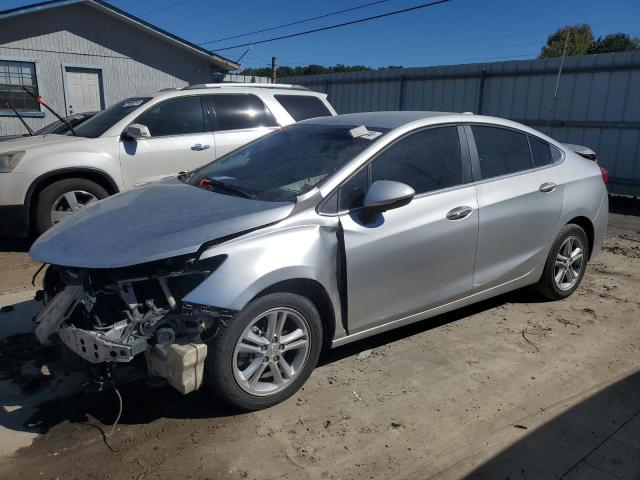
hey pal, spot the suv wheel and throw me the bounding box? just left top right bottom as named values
left=204, top=293, right=323, bottom=411
left=535, top=224, right=589, bottom=300
left=34, top=178, right=109, bottom=235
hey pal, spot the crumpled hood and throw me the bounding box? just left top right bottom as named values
left=30, top=178, right=294, bottom=269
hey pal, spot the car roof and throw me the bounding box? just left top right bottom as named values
left=301, top=111, right=453, bottom=129
left=301, top=111, right=563, bottom=145
left=151, top=84, right=326, bottom=100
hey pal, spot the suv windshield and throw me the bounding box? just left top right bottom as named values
left=35, top=113, right=94, bottom=135
left=188, top=123, right=388, bottom=202
left=73, top=97, right=151, bottom=138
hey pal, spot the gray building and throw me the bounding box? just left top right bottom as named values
left=0, top=0, right=239, bottom=136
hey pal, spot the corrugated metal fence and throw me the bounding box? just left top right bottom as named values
left=288, top=51, right=640, bottom=196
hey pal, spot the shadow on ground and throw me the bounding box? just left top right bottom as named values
left=0, top=237, right=31, bottom=253
left=609, top=195, right=640, bottom=217
left=465, top=370, right=640, bottom=479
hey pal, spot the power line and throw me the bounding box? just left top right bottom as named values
left=199, top=0, right=393, bottom=45
left=214, top=0, right=451, bottom=51
left=143, top=0, right=195, bottom=15
left=270, top=18, right=640, bottom=63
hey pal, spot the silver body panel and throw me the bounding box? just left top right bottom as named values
left=342, top=184, right=478, bottom=334
left=30, top=111, right=608, bottom=350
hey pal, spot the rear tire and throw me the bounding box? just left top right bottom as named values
left=535, top=224, right=589, bottom=300
left=33, top=178, right=108, bottom=236
left=204, top=293, right=323, bottom=411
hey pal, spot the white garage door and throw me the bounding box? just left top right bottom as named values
left=65, top=67, right=104, bottom=114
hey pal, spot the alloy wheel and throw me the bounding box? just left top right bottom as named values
left=232, top=307, right=310, bottom=396
left=554, top=236, right=584, bottom=291
left=50, top=190, right=98, bottom=224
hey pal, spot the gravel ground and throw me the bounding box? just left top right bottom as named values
left=0, top=213, right=639, bottom=480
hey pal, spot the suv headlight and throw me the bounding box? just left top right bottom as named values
left=0, top=151, right=25, bottom=173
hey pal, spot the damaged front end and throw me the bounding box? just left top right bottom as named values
left=35, top=255, right=229, bottom=394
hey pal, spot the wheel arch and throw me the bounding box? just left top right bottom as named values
left=25, top=167, right=120, bottom=232
left=251, top=278, right=336, bottom=351
left=566, top=216, right=594, bottom=259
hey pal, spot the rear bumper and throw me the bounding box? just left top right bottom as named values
left=0, top=204, right=29, bottom=237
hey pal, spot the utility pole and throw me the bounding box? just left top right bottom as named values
left=271, top=56, right=277, bottom=84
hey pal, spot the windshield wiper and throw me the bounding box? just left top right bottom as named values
left=5, top=102, right=34, bottom=136
left=197, top=177, right=255, bottom=199
left=21, top=87, right=77, bottom=136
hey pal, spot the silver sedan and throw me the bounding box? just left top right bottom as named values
left=31, top=111, right=608, bottom=410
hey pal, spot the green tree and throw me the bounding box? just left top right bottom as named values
left=239, top=64, right=372, bottom=78
left=589, top=33, right=640, bottom=54
left=539, top=24, right=594, bottom=58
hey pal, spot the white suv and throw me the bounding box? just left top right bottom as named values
left=0, top=84, right=336, bottom=236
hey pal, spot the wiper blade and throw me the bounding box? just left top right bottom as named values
left=198, top=177, right=254, bottom=199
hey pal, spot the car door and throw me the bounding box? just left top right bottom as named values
left=120, top=95, right=215, bottom=188
left=333, top=126, right=479, bottom=334
left=208, top=94, right=280, bottom=158
left=467, top=125, right=564, bottom=290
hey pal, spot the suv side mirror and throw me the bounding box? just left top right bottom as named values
left=363, top=180, right=415, bottom=212
left=123, top=123, right=151, bottom=140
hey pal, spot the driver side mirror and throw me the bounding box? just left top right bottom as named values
left=363, top=180, right=415, bottom=212
left=123, top=123, right=151, bottom=140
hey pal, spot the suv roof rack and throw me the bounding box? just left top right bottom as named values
left=183, top=83, right=310, bottom=91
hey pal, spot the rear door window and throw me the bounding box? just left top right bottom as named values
left=471, top=126, right=533, bottom=179
left=134, top=96, right=206, bottom=137
left=210, top=94, right=278, bottom=131
left=274, top=94, right=332, bottom=121
left=529, top=136, right=553, bottom=167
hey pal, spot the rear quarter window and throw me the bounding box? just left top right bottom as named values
left=274, top=95, right=332, bottom=121
left=528, top=136, right=554, bottom=167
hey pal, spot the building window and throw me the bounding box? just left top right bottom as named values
left=0, top=60, right=40, bottom=113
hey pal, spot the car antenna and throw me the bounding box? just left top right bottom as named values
left=21, top=86, right=77, bottom=136
left=5, top=102, right=34, bottom=136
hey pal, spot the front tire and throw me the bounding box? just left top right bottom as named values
left=204, top=293, right=323, bottom=411
left=536, top=224, right=589, bottom=300
left=33, top=178, right=109, bottom=236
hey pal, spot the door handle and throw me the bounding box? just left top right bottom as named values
left=539, top=182, right=557, bottom=193
left=191, top=144, right=210, bottom=151
left=446, top=206, right=473, bottom=220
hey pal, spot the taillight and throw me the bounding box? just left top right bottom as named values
left=599, top=166, right=609, bottom=185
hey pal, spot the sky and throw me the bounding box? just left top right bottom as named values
left=1, top=0, right=639, bottom=70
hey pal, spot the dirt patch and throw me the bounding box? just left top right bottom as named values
left=602, top=232, right=640, bottom=258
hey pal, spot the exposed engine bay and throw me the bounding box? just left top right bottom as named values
left=34, top=255, right=229, bottom=394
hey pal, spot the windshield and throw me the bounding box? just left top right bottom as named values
left=34, top=119, right=64, bottom=135
left=188, top=123, right=388, bottom=202
left=34, top=113, right=92, bottom=135
left=73, top=97, right=151, bottom=138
